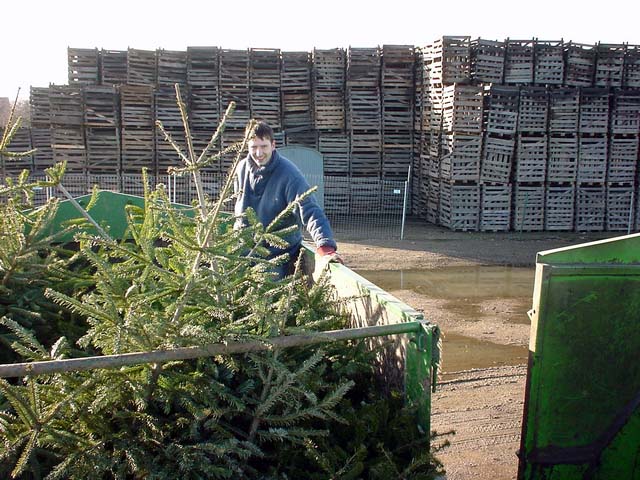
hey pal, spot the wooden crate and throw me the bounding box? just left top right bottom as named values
left=250, top=88, right=281, bottom=128
left=381, top=45, right=415, bottom=89
left=480, top=183, right=512, bottom=232
left=313, top=89, right=345, bottom=130
left=504, top=39, right=535, bottom=85
left=29, top=87, right=51, bottom=126
left=549, top=88, right=580, bottom=133
left=607, top=135, right=639, bottom=183
left=534, top=40, right=565, bottom=85
left=382, top=130, right=413, bottom=179
left=349, top=131, right=381, bottom=176
left=219, top=49, right=250, bottom=128
left=187, top=47, right=220, bottom=87
left=86, top=128, right=120, bottom=175
left=127, top=48, right=157, bottom=86
left=319, top=133, right=349, bottom=175
left=470, top=38, right=505, bottom=84
left=424, top=36, right=471, bottom=85
left=439, top=181, right=480, bottom=231
left=30, top=127, right=54, bottom=173
left=121, top=128, right=154, bottom=174
left=155, top=127, right=187, bottom=174
left=565, top=42, right=596, bottom=87
left=547, top=134, right=578, bottom=182
left=68, top=47, right=99, bottom=85
left=347, top=47, right=381, bottom=88
left=157, top=49, right=188, bottom=87
left=346, top=88, right=381, bottom=131
left=595, top=43, right=625, bottom=88
left=623, top=45, right=640, bottom=88
left=155, top=86, right=188, bottom=129
left=51, top=127, right=86, bottom=173
left=577, top=135, right=608, bottom=183
left=49, top=85, right=84, bottom=128
left=281, top=51, right=312, bottom=91
left=349, top=176, right=382, bottom=214
left=611, top=90, right=640, bottom=134
left=101, top=49, right=128, bottom=85
left=282, top=91, right=312, bottom=129
left=120, top=85, right=154, bottom=128
left=312, top=48, right=346, bottom=89
left=189, top=87, right=220, bottom=131
left=513, top=183, right=545, bottom=231
left=519, top=86, right=548, bottom=132
left=84, top=85, right=119, bottom=128
left=575, top=184, right=606, bottom=231
left=515, top=134, right=547, bottom=183
left=579, top=88, right=610, bottom=133
left=442, top=84, right=484, bottom=133
left=382, top=88, right=413, bottom=130
left=324, top=176, right=350, bottom=215
left=439, top=132, right=482, bottom=182
left=250, top=48, right=281, bottom=88
left=426, top=176, right=440, bottom=224
left=284, top=129, right=317, bottom=149
left=485, top=85, right=520, bottom=136
left=1, top=125, right=33, bottom=175
left=545, top=183, right=575, bottom=231
left=220, top=127, right=246, bottom=173
left=481, top=134, right=515, bottom=183
left=606, top=183, right=635, bottom=231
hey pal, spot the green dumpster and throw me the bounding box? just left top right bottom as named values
left=518, top=233, right=640, bottom=479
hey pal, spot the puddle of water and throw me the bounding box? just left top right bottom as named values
left=356, top=266, right=534, bottom=372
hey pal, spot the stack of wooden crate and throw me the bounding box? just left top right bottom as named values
left=250, top=48, right=281, bottom=130
left=381, top=45, right=415, bottom=179
left=84, top=85, right=120, bottom=176
left=29, top=86, right=53, bottom=174
left=49, top=85, right=86, bottom=177
left=1, top=123, right=33, bottom=177
left=219, top=49, right=250, bottom=170
left=120, top=85, right=155, bottom=175
left=281, top=51, right=313, bottom=131
left=312, top=48, right=346, bottom=132
left=154, top=84, right=189, bottom=175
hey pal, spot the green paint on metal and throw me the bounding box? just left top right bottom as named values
left=519, top=235, right=640, bottom=479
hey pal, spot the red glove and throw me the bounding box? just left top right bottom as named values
left=316, top=245, right=344, bottom=264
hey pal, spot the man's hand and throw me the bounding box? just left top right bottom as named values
left=316, top=245, right=344, bottom=265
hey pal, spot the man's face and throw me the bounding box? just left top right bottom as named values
left=248, top=136, right=276, bottom=167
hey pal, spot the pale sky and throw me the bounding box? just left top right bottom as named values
left=2, top=0, right=639, bottom=100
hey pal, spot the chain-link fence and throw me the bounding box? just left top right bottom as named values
left=28, top=172, right=409, bottom=240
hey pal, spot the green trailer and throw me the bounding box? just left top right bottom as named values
left=519, top=233, right=640, bottom=479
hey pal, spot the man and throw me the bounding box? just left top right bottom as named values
left=233, top=120, right=341, bottom=278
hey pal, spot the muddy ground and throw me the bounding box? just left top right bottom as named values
left=335, top=221, right=613, bottom=480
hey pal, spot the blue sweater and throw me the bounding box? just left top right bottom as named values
left=233, top=149, right=337, bottom=260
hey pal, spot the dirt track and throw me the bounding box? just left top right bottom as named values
left=336, top=222, right=613, bottom=480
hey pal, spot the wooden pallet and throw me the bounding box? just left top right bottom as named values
left=281, top=51, right=312, bottom=91
left=595, top=43, right=626, bottom=88
left=545, top=183, right=575, bottom=231
left=547, top=134, right=578, bottom=182
left=101, top=49, right=128, bottom=85
left=424, top=36, right=471, bottom=85
left=250, top=48, right=281, bottom=88
left=49, top=85, right=84, bottom=128
left=606, top=183, right=635, bottom=231
left=347, top=47, right=381, bottom=88
left=607, top=135, right=639, bottom=183
left=515, top=134, right=547, bottom=182
left=623, top=45, right=640, bottom=88
left=470, top=38, right=505, bottom=84
left=579, top=88, right=610, bottom=133
left=518, top=86, right=548, bottom=132
left=480, top=183, right=512, bottom=231
left=611, top=90, right=640, bottom=134
left=187, top=47, right=220, bottom=87
left=534, top=40, right=565, bottom=85
left=481, top=134, right=515, bottom=183
left=68, top=47, right=99, bottom=85
left=442, top=84, right=484, bottom=133
left=120, top=85, right=154, bottom=128
left=575, top=183, right=606, bottom=231
left=513, top=183, right=545, bottom=231
left=86, top=127, right=120, bottom=174
left=565, top=42, right=596, bottom=87
left=439, top=181, right=480, bottom=231
left=157, top=49, right=188, bottom=87
left=577, top=135, right=608, bottom=183
left=549, top=88, right=580, bottom=133
left=319, top=133, right=350, bottom=175
left=127, top=48, right=157, bottom=86
left=29, top=87, right=51, bottom=127
left=439, top=132, right=482, bottom=182
left=84, top=85, right=119, bottom=128
left=485, top=85, right=520, bottom=136
left=504, top=39, right=535, bottom=85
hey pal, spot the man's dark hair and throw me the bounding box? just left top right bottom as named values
left=247, top=120, right=275, bottom=142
